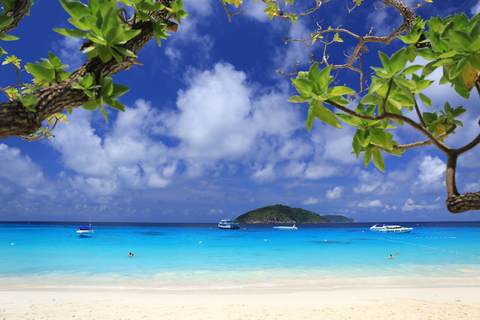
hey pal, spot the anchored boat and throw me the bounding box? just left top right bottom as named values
left=273, top=224, right=298, bottom=230
left=76, top=224, right=94, bottom=236
left=218, top=219, right=240, bottom=230
left=370, top=224, right=413, bottom=233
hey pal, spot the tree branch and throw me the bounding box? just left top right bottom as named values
left=0, top=1, right=175, bottom=139
left=0, top=0, right=31, bottom=34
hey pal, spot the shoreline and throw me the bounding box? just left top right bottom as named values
left=1, top=286, right=480, bottom=319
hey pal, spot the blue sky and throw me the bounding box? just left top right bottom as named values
left=1, top=0, right=480, bottom=223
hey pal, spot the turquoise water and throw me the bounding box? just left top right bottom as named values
left=1, top=222, right=480, bottom=291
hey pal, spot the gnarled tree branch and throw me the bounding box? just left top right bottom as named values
left=0, top=0, right=175, bottom=139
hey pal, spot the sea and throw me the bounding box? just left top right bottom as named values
left=1, top=221, right=480, bottom=292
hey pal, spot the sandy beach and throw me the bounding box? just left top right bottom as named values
left=1, top=287, right=479, bottom=319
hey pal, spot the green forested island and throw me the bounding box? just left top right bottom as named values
left=235, top=205, right=356, bottom=224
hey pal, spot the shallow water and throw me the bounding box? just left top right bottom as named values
left=1, top=221, right=480, bottom=291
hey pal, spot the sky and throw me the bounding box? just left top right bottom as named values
left=1, top=0, right=480, bottom=223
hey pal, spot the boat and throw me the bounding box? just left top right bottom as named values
left=370, top=224, right=413, bottom=233
left=273, top=224, right=298, bottom=230
left=218, top=219, right=240, bottom=230
left=76, top=224, right=94, bottom=236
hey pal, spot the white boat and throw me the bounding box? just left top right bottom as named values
left=370, top=224, right=413, bottom=233
left=273, top=224, right=298, bottom=230
left=218, top=219, right=240, bottom=230
left=76, top=225, right=94, bottom=236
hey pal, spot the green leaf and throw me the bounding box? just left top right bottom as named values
left=288, top=95, right=311, bottom=103
left=83, top=100, right=98, bottom=111
left=352, top=132, right=362, bottom=158
left=360, top=93, right=380, bottom=106
left=113, top=46, right=137, bottom=58
left=363, top=146, right=372, bottom=168
left=327, top=95, right=350, bottom=106
left=448, top=30, right=472, bottom=52
left=292, top=78, right=314, bottom=95
left=59, top=0, right=91, bottom=20
left=307, top=62, right=320, bottom=83
left=307, top=100, right=342, bottom=130
left=110, top=83, right=130, bottom=99
left=400, top=65, right=423, bottom=76
left=327, top=86, right=356, bottom=97
left=105, top=27, right=125, bottom=44
left=53, top=28, right=87, bottom=38
left=393, top=77, right=415, bottom=104
left=101, top=7, right=119, bottom=38
left=370, top=66, right=392, bottom=79
left=372, top=147, right=385, bottom=172
left=389, top=48, right=407, bottom=74
left=99, top=103, right=108, bottom=122
left=449, top=56, right=469, bottom=79
left=378, top=51, right=392, bottom=74
left=26, top=63, right=54, bottom=81
left=96, top=46, right=112, bottom=62
left=419, top=93, right=432, bottom=107
left=104, top=97, right=126, bottom=111
left=316, top=65, right=333, bottom=89
left=469, top=53, right=480, bottom=71
left=0, top=15, right=14, bottom=29
left=0, top=34, right=19, bottom=41
left=357, top=129, right=371, bottom=147
left=315, top=102, right=342, bottom=129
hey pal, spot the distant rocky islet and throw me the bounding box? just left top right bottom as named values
left=235, top=204, right=356, bottom=224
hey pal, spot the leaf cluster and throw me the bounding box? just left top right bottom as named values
left=54, top=0, right=142, bottom=64
left=288, top=12, right=480, bottom=173
left=25, top=52, right=71, bottom=92
left=288, top=63, right=355, bottom=131
left=0, top=15, right=17, bottom=56
left=72, top=73, right=129, bottom=122
left=401, top=13, right=480, bottom=98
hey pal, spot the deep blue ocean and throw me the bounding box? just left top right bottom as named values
left=1, top=221, right=480, bottom=291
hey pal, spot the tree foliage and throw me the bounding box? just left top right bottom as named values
left=0, top=0, right=479, bottom=213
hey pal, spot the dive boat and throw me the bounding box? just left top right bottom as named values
left=76, top=225, right=94, bottom=236
left=370, top=224, right=413, bottom=233
left=218, top=219, right=240, bottom=230
left=273, top=224, right=298, bottom=230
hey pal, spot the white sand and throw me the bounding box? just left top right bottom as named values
left=1, top=287, right=479, bottom=319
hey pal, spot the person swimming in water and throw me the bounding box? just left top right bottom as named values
left=128, top=252, right=134, bottom=257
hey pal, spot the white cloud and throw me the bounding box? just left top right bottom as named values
left=56, top=37, right=86, bottom=71
left=402, top=198, right=441, bottom=211
left=326, top=186, right=343, bottom=199
left=356, top=199, right=383, bottom=208
left=412, top=155, right=446, bottom=194
left=384, top=205, right=398, bottom=211
left=471, top=1, right=480, bottom=15
left=0, top=144, right=45, bottom=191
left=304, top=163, right=339, bottom=179
left=302, top=196, right=319, bottom=205
left=251, top=163, right=276, bottom=184
left=354, top=171, right=383, bottom=194
left=49, top=110, right=112, bottom=177
left=169, top=63, right=254, bottom=159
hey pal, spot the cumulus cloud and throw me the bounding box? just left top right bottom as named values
left=326, top=186, right=343, bottom=199
left=402, top=198, right=441, bottom=211
left=354, top=171, right=384, bottom=194
left=356, top=199, right=383, bottom=208
left=55, top=37, right=86, bottom=71
left=0, top=144, right=45, bottom=192
left=412, top=155, right=446, bottom=194
left=471, top=1, right=480, bottom=14
left=302, top=196, right=319, bottom=205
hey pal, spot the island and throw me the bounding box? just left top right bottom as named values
left=235, top=204, right=356, bottom=224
